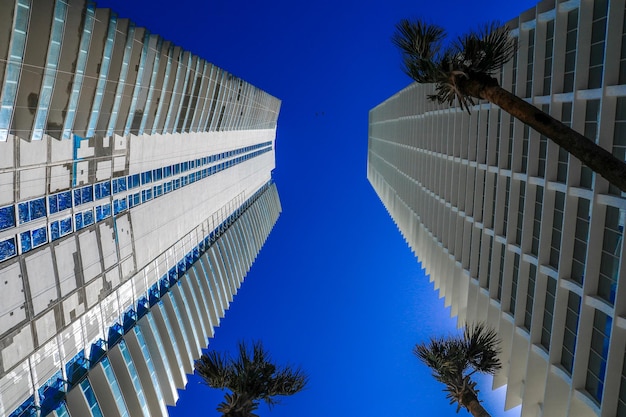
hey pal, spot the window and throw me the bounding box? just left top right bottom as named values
left=617, top=350, right=626, bottom=417
left=525, top=29, right=535, bottom=97
left=523, top=264, right=537, bottom=332
left=561, top=292, right=581, bottom=374
left=538, top=104, right=549, bottom=178
left=18, top=198, right=46, bottom=224
left=543, top=21, right=554, bottom=95
left=581, top=100, right=600, bottom=188
left=0, top=237, right=17, bottom=261
left=563, top=9, right=578, bottom=92
left=585, top=310, right=612, bottom=403
left=541, top=278, right=557, bottom=350
left=510, top=253, right=520, bottom=315
left=610, top=97, right=626, bottom=195
left=588, top=0, right=608, bottom=89
left=571, top=198, right=591, bottom=285
left=520, top=125, right=530, bottom=173
left=0, top=205, right=15, bottom=230
left=49, top=191, right=72, bottom=214
left=597, top=206, right=624, bottom=305
left=549, top=191, right=566, bottom=269
left=502, top=177, right=511, bottom=236
left=496, top=244, right=505, bottom=301
left=74, top=185, right=93, bottom=206
left=557, top=103, right=572, bottom=183
left=94, top=181, right=111, bottom=200
left=531, top=186, right=543, bottom=256
left=516, top=182, right=526, bottom=245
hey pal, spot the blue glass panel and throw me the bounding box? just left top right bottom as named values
left=73, top=189, right=81, bottom=206
left=117, top=178, right=126, bottom=193
left=186, top=252, right=193, bottom=268
left=149, top=283, right=160, bottom=305
left=60, top=217, right=72, bottom=235
left=166, top=267, right=176, bottom=284
left=108, top=322, right=123, bottom=347
left=174, top=178, right=180, bottom=189
left=57, top=192, right=71, bottom=211
left=128, top=174, right=140, bottom=189
left=18, top=202, right=30, bottom=224
left=89, top=339, right=107, bottom=367
left=95, top=182, right=111, bottom=200
left=66, top=350, right=88, bottom=385
left=38, top=370, right=66, bottom=416
left=30, top=198, right=46, bottom=220
left=0, top=206, right=15, bottom=230
left=10, top=396, right=37, bottom=417
left=193, top=247, right=200, bottom=261
left=189, top=160, right=195, bottom=169
left=123, top=308, right=137, bottom=332
left=51, top=221, right=60, bottom=241
left=75, top=213, right=84, bottom=230
left=48, top=195, right=58, bottom=214
left=153, top=167, right=162, bottom=180
left=177, top=259, right=186, bottom=277
left=159, top=276, right=170, bottom=296
left=32, top=227, right=47, bottom=247
left=174, top=163, right=180, bottom=174
left=96, top=206, right=103, bottom=221
left=83, top=209, right=94, bottom=226
left=20, top=232, right=32, bottom=252
left=0, top=238, right=17, bottom=261
left=101, top=203, right=112, bottom=219
left=137, top=297, right=149, bottom=317
left=163, top=165, right=172, bottom=177
left=141, top=170, right=152, bottom=185
left=81, top=186, right=93, bottom=204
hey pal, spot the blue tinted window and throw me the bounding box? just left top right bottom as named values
left=174, top=163, right=180, bottom=174
left=51, top=221, right=60, bottom=241
left=18, top=202, right=30, bottom=223
left=153, top=168, right=162, bottom=180
left=60, top=217, right=72, bottom=235
left=48, top=195, right=58, bottom=214
left=0, top=238, right=17, bottom=261
left=82, top=186, right=93, bottom=204
left=163, top=166, right=172, bottom=177
left=113, top=198, right=127, bottom=215
left=128, top=174, right=140, bottom=189
left=75, top=213, right=84, bottom=230
left=0, top=206, right=15, bottom=230
left=95, top=182, right=111, bottom=200
left=30, top=198, right=46, bottom=220
left=141, top=171, right=152, bottom=185
left=113, top=178, right=127, bottom=194
left=20, top=232, right=32, bottom=252
left=32, top=227, right=47, bottom=247
left=83, top=209, right=94, bottom=226
left=58, top=191, right=72, bottom=211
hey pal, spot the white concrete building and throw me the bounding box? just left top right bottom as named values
left=368, top=0, right=626, bottom=416
left=0, top=1, right=282, bottom=416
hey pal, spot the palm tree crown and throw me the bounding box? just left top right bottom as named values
left=195, top=341, right=308, bottom=417
left=393, top=19, right=626, bottom=193
left=415, top=323, right=501, bottom=417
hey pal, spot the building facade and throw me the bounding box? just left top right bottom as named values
left=0, top=1, right=282, bottom=416
left=368, top=0, right=626, bottom=416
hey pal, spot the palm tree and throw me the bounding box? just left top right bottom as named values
left=393, top=19, right=626, bottom=193
left=414, top=323, right=501, bottom=417
left=195, top=341, right=308, bottom=417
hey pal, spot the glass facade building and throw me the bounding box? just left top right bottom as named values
left=368, top=0, right=626, bottom=416
left=0, top=1, right=282, bottom=416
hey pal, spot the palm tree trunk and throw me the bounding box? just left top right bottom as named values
left=461, top=75, right=626, bottom=193
left=461, top=390, right=491, bottom=417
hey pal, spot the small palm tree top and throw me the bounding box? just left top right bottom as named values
left=415, top=323, right=501, bottom=413
left=393, top=19, right=516, bottom=112
left=195, top=341, right=308, bottom=416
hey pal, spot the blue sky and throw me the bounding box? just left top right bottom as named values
left=97, top=1, right=539, bottom=416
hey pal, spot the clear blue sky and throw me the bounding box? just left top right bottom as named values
left=97, top=1, right=539, bottom=416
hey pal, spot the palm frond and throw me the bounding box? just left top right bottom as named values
left=454, top=22, right=516, bottom=75
left=393, top=19, right=446, bottom=83
left=463, top=323, right=502, bottom=375
left=195, top=351, right=233, bottom=389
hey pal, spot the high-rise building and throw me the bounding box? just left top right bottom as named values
left=368, top=1, right=626, bottom=416
left=0, top=1, right=282, bottom=416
